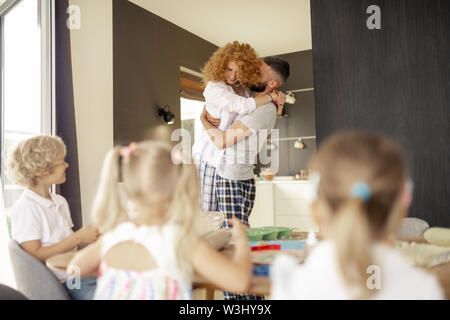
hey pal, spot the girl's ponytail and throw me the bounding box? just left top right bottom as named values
left=92, top=147, right=128, bottom=234
left=167, top=162, right=200, bottom=280
left=309, top=131, right=407, bottom=299
left=330, top=199, right=373, bottom=299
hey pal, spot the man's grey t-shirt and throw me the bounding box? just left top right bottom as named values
left=216, top=103, right=277, bottom=181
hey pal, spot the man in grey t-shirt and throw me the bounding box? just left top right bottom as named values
left=215, top=102, right=277, bottom=181
left=200, top=57, right=290, bottom=301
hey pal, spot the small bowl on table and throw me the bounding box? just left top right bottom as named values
left=247, top=229, right=264, bottom=241
left=259, top=227, right=279, bottom=240
left=276, top=227, right=293, bottom=239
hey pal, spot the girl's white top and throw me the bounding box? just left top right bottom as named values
left=94, top=222, right=192, bottom=300
left=271, top=240, right=444, bottom=300
left=192, top=81, right=255, bottom=167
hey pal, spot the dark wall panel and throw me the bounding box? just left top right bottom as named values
left=311, top=0, right=450, bottom=227
left=113, top=0, right=218, bottom=144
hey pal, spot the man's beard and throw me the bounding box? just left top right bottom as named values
left=250, top=82, right=267, bottom=92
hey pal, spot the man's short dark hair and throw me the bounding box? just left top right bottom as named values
left=264, top=57, right=290, bottom=83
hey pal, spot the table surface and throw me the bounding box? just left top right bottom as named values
left=45, top=246, right=271, bottom=296
left=46, top=237, right=450, bottom=299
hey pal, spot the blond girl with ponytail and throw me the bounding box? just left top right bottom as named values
left=67, top=141, right=251, bottom=300
left=271, top=131, right=443, bottom=300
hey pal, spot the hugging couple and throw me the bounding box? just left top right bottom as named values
left=192, top=41, right=290, bottom=300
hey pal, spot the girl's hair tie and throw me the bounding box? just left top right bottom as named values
left=350, top=182, right=372, bottom=203
left=120, top=142, right=138, bottom=159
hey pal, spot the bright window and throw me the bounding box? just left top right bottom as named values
left=180, top=97, right=204, bottom=148
left=0, top=0, right=53, bottom=287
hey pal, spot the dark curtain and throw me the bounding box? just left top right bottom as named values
left=55, top=0, right=82, bottom=231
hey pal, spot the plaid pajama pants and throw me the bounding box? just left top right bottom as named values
left=196, top=157, right=219, bottom=212
left=215, top=174, right=264, bottom=301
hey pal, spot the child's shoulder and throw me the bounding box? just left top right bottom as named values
left=11, top=191, right=68, bottom=216
left=105, top=222, right=163, bottom=242
left=102, top=222, right=177, bottom=254
left=376, top=245, right=444, bottom=299
left=52, top=193, right=69, bottom=206
left=11, top=189, right=38, bottom=207
left=378, top=245, right=441, bottom=279
left=10, top=191, right=41, bottom=218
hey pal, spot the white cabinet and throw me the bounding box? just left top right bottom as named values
left=249, top=182, right=275, bottom=227
left=249, top=177, right=319, bottom=232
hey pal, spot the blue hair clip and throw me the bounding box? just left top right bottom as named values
left=350, top=182, right=372, bottom=202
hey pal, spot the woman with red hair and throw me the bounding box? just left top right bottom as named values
left=193, top=41, right=285, bottom=213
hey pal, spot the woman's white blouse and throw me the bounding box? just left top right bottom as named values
left=192, top=81, right=255, bottom=167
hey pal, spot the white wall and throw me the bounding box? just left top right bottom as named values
left=69, top=0, right=113, bottom=225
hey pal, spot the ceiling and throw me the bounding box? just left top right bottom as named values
left=129, top=0, right=312, bottom=57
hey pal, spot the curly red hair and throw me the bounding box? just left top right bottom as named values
left=202, top=41, right=261, bottom=89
